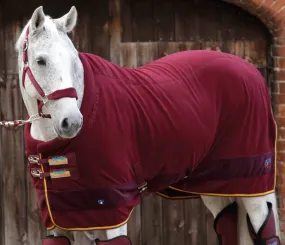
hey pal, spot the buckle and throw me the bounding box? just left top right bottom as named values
left=138, top=182, right=148, bottom=193
left=23, top=39, right=28, bottom=52
left=42, top=96, right=48, bottom=104
left=31, top=169, right=43, bottom=179
left=28, top=155, right=40, bottom=164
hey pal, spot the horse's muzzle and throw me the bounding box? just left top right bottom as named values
left=56, top=115, right=83, bottom=138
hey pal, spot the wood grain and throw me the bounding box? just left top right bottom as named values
left=2, top=20, right=27, bottom=245
left=0, top=1, right=272, bottom=245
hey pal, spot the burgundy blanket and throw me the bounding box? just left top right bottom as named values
left=25, top=50, right=276, bottom=231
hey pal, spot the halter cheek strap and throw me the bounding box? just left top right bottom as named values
left=22, top=26, right=78, bottom=118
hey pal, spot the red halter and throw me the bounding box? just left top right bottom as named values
left=21, top=26, right=78, bottom=118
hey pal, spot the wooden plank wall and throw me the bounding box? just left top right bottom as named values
left=0, top=0, right=272, bottom=245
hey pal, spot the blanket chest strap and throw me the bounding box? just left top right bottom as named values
left=133, top=161, right=148, bottom=195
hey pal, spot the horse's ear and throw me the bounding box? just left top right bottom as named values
left=55, top=6, right=77, bottom=33
left=30, top=6, right=45, bottom=32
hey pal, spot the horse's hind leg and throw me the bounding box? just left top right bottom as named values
left=106, top=224, right=128, bottom=239
left=92, top=225, right=129, bottom=245
left=201, top=195, right=238, bottom=245
left=239, top=192, right=280, bottom=245
left=73, top=231, right=97, bottom=245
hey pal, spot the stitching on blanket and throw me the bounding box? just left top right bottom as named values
left=87, top=87, right=100, bottom=129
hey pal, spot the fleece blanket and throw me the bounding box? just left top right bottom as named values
left=24, top=50, right=276, bottom=231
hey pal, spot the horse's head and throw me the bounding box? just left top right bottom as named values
left=15, top=6, right=84, bottom=139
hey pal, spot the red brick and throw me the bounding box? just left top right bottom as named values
left=250, top=0, right=264, bottom=12
left=277, top=139, right=285, bottom=149
left=279, top=83, right=285, bottom=93
left=274, top=37, right=285, bottom=45
left=276, top=70, right=285, bottom=80
left=276, top=116, right=285, bottom=126
left=278, top=162, right=285, bottom=174
left=256, top=9, right=270, bottom=23
left=275, top=45, right=285, bottom=56
left=281, top=220, right=285, bottom=229
left=278, top=127, right=285, bottom=139
left=277, top=152, right=285, bottom=162
left=256, top=0, right=270, bottom=10
left=275, top=27, right=285, bottom=38
left=276, top=94, right=285, bottom=104
left=279, top=221, right=285, bottom=236
left=277, top=195, right=285, bottom=205
left=279, top=207, right=285, bottom=216
left=278, top=104, right=285, bottom=115
left=277, top=174, right=285, bottom=187
left=276, top=17, right=285, bottom=30
left=274, top=8, right=285, bottom=23
left=277, top=152, right=285, bottom=163
left=275, top=57, right=285, bottom=68
left=259, top=3, right=277, bottom=19
left=251, top=0, right=265, bottom=7
left=271, top=0, right=285, bottom=13
left=278, top=185, right=285, bottom=197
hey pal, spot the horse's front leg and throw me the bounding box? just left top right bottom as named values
left=239, top=192, right=280, bottom=245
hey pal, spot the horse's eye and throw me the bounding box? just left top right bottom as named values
left=36, top=58, right=46, bottom=66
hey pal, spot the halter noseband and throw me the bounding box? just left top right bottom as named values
left=21, top=26, right=78, bottom=119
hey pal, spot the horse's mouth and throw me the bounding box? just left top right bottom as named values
left=53, top=121, right=83, bottom=140
left=54, top=126, right=64, bottom=140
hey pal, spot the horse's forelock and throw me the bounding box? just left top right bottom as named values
left=15, top=15, right=60, bottom=53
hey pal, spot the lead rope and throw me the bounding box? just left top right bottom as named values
left=0, top=113, right=42, bottom=128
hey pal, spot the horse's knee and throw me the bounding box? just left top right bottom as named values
left=241, top=194, right=281, bottom=245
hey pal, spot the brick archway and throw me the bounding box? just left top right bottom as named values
left=224, top=0, right=285, bottom=240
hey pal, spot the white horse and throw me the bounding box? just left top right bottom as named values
left=13, top=6, right=280, bottom=245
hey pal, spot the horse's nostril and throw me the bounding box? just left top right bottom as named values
left=59, top=117, right=82, bottom=135
left=61, top=118, right=70, bottom=131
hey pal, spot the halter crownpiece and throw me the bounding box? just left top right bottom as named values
left=0, top=25, right=78, bottom=128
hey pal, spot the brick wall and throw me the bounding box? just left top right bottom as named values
left=224, top=0, right=285, bottom=242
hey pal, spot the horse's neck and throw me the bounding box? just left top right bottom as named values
left=21, top=61, right=84, bottom=142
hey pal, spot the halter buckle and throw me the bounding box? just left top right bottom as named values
left=23, top=38, right=28, bottom=52
left=42, top=96, right=48, bottom=104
